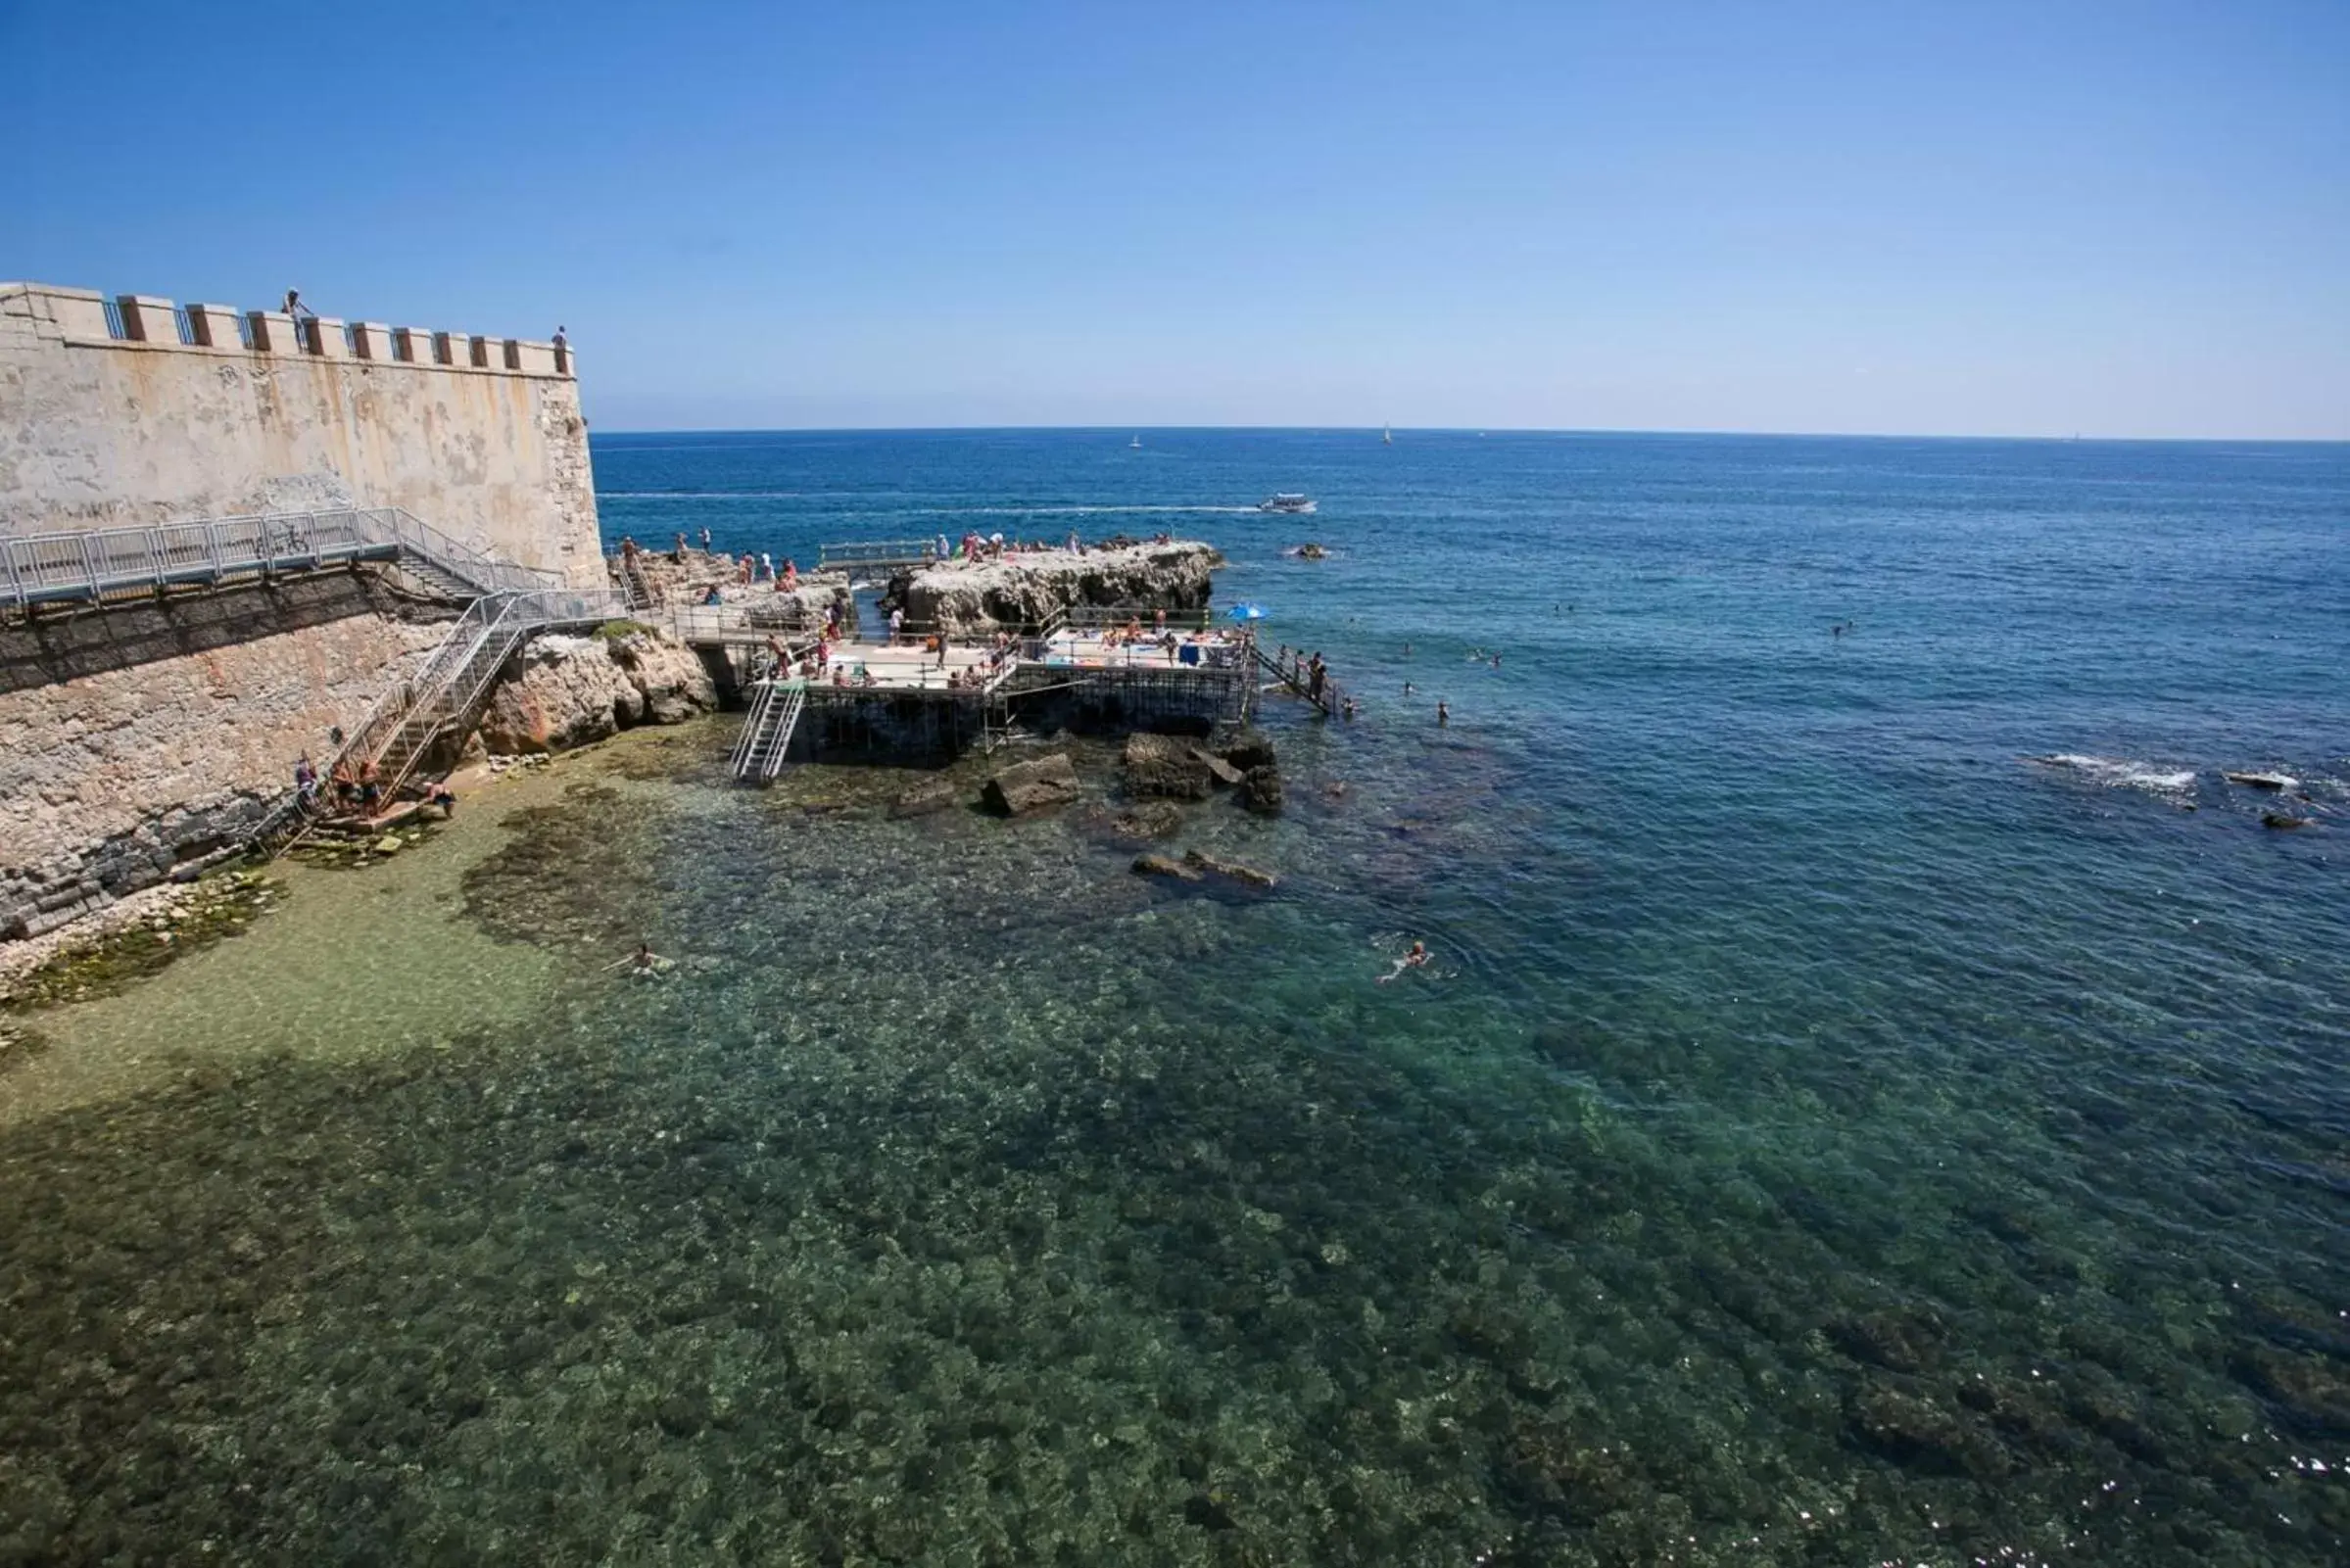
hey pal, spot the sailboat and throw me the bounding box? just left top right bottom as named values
left=1129, top=434, right=1142, bottom=449
left=1381, top=423, right=1392, bottom=446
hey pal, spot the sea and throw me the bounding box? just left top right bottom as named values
left=2, top=430, right=2345, bottom=1565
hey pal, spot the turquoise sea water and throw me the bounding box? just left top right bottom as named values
left=4, top=431, right=2346, bottom=1565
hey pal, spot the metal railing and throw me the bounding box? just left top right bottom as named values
left=817, top=538, right=940, bottom=569
left=1059, top=604, right=1221, bottom=632
left=2, top=504, right=561, bottom=615
left=247, top=585, right=625, bottom=854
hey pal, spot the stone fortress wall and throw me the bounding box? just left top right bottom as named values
left=0, top=281, right=614, bottom=940
left=1, top=577, right=456, bottom=937
left=0, top=282, right=600, bottom=587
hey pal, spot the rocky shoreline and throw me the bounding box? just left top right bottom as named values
left=892, top=541, right=1222, bottom=633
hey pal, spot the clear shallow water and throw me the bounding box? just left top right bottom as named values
left=4, top=431, right=2347, bottom=1564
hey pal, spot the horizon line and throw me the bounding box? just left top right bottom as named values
left=586, top=423, right=2349, bottom=446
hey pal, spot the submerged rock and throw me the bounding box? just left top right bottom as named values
left=1131, top=853, right=1203, bottom=882
left=1190, top=747, right=1246, bottom=787
left=1239, top=765, right=1283, bottom=816
left=1122, top=734, right=1212, bottom=800
left=1847, top=1386, right=2013, bottom=1477
left=1219, top=731, right=1278, bottom=773
left=983, top=753, right=1080, bottom=816
left=1180, top=850, right=1276, bottom=887
left=889, top=782, right=963, bottom=819
left=2261, top=811, right=2312, bottom=831
left=1828, top=1305, right=1948, bottom=1373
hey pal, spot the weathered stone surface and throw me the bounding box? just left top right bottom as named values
left=1122, top=733, right=1212, bottom=799
left=0, top=585, right=451, bottom=940
left=902, top=542, right=1222, bottom=634
left=614, top=547, right=852, bottom=632
left=1239, top=765, right=1284, bottom=815
left=1131, top=853, right=1203, bottom=881
left=0, top=283, right=599, bottom=585
left=1219, top=732, right=1278, bottom=772
left=1180, top=849, right=1276, bottom=887
left=889, top=782, right=963, bottom=819
left=475, top=630, right=717, bottom=755
left=1191, top=747, right=1246, bottom=786
left=983, top=753, right=1080, bottom=816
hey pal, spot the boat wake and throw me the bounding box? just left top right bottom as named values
left=2027, top=754, right=2199, bottom=794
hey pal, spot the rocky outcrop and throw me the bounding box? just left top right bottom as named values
left=1239, top=766, right=1283, bottom=815
left=476, top=629, right=718, bottom=755
left=1122, top=732, right=1272, bottom=803
left=1123, top=734, right=1213, bottom=799
left=1131, top=852, right=1203, bottom=881
left=900, top=542, right=1222, bottom=634
left=611, top=547, right=853, bottom=634
left=1181, top=849, right=1276, bottom=887
left=1221, top=732, right=1277, bottom=772
left=983, top=753, right=1080, bottom=816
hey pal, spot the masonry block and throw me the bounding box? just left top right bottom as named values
left=115, top=295, right=182, bottom=346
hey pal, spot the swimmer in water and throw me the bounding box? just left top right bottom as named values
left=609, top=942, right=668, bottom=978
left=1437, top=699, right=1449, bottom=728
left=1378, top=940, right=1429, bottom=983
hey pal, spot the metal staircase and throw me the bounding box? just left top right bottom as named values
left=616, top=550, right=656, bottom=611
left=728, top=679, right=806, bottom=782
left=246, top=586, right=624, bottom=856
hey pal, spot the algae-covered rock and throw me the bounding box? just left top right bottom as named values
left=1122, top=734, right=1211, bottom=800
left=1181, top=850, right=1276, bottom=887
left=1239, top=765, right=1283, bottom=815
left=983, top=754, right=1080, bottom=816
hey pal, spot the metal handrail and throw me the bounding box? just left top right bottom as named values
left=246, top=585, right=625, bottom=851
left=1059, top=604, right=1220, bottom=632
left=817, top=538, right=940, bottom=568
left=1, top=503, right=561, bottom=615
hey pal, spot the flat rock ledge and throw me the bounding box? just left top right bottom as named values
left=983, top=754, right=1081, bottom=816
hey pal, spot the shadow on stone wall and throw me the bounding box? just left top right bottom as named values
left=0, top=570, right=457, bottom=694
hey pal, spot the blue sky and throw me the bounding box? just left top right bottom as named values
left=5, top=0, right=2344, bottom=437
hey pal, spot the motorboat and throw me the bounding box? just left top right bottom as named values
left=1258, top=493, right=1318, bottom=515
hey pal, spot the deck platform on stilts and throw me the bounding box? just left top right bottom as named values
left=725, top=609, right=1263, bottom=779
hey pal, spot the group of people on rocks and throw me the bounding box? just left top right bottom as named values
left=291, top=751, right=456, bottom=822
left=619, top=535, right=801, bottom=606
left=930, top=529, right=1175, bottom=565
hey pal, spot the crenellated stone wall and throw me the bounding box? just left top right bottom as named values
left=0, top=282, right=601, bottom=586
